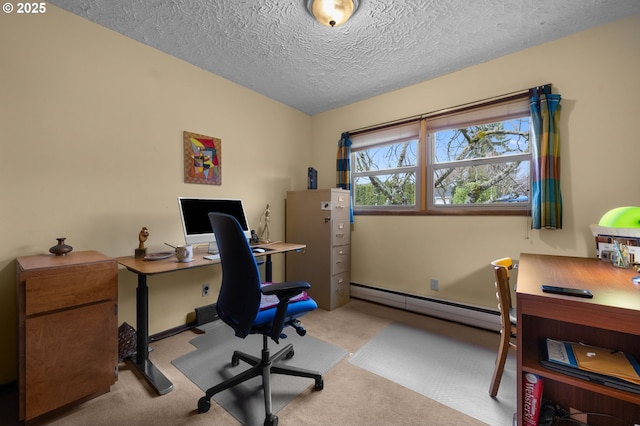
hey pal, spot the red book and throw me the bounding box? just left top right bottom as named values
left=522, top=373, right=544, bottom=425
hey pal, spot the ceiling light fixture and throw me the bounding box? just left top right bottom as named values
left=306, top=0, right=360, bottom=28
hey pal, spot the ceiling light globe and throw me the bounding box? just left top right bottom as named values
left=307, top=0, right=359, bottom=27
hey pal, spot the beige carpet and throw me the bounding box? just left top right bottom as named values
left=350, top=322, right=516, bottom=424
left=17, top=299, right=504, bottom=425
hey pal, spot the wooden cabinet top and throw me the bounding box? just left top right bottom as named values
left=17, top=251, right=114, bottom=272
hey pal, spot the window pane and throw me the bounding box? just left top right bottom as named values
left=433, top=118, right=529, bottom=164
left=433, top=161, right=530, bottom=205
left=354, top=173, right=416, bottom=206
left=354, top=140, right=417, bottom=172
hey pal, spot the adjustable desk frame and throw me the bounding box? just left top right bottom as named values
left=117, top=242, right=305, bottom=395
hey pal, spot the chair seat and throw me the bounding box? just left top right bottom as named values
left=254, top=298, right=318, bottom=327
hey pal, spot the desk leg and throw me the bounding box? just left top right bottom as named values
left=265, top=254, right=272, bottom=282
left=134, top=274, right=173, bottom=395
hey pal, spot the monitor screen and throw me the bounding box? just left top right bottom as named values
left=177, top=197, right=251, bottom=253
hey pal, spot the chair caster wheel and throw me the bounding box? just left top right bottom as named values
left=231, top=354, right=240, bottom=366
left=285, top=349, right=295, bottom=359
left=315, top=378, right=324, bottom=390
left=264, top=413, right=278, bottom=425
left=197, top=397, right=211, bottom=413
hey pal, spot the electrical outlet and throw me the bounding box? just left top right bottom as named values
left=202, top=283, right=210, bottom=297
left=430, top=278, right=439, bottom=291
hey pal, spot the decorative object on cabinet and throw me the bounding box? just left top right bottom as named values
left=286, top=188, right=351, bottom=310
left=49, top=237, right=73, bottom=256
left=16, top=251, right=118, bottom=422
left=183, top=130, right=221, bottom=185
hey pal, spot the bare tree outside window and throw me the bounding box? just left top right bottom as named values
left=351, top=97, right=531, bottom=214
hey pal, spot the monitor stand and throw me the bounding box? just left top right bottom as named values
left=208, top=241, right=219, bottom=255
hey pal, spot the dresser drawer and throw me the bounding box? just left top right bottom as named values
left=332, top=245, right=350, bottom=275
left=25, top=262, right=117, bottom=316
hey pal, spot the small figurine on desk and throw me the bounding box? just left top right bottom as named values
left=135, top=227, right=149, bottom=259
left=260, top=203, right=271, bottom=243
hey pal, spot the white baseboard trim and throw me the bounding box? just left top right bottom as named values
left=351, top=283, right=501, bottom=332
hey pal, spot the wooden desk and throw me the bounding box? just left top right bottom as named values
left=516, top=253, right=640, bottom=425
left=117, top=242, right=305, bottom=395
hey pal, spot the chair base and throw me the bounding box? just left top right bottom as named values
left=197, top=335, right=323, bottom=426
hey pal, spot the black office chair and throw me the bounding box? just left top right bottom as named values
left=197, top=213, right=323, bottom=426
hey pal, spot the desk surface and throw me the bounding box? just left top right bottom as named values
left=517, top=253, right=640, bottom=336
left=117, top=241, right=305, bottom=275
left=517, top=253, right=639, bottom=305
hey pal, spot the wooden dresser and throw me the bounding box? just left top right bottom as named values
left=285, top=188, right=351, bottom=310
left=16, top=251, right=118, bottom=422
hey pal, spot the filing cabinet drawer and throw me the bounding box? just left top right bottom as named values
left=332, top=245, right=350, bottom=275
left=331, top=272, right=350, bottom=308
left=332, top=192, right=350, bottom=219
left=332, top=219, right=350, bottom=246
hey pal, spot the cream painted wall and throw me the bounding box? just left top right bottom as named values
left=0, top=6, right=311, bottom=384
left=310, top=15, right=640, bottom=308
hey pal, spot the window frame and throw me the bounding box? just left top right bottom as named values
left=351, top=121, right=422, bottom=212
left=350, top=93, right=531, bottom=216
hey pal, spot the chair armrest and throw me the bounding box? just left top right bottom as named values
left=261, top=281, right=311, bottom=343
left=261, top=281, right=310, bottom=299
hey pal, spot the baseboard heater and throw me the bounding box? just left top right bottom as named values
left=350, top=283, right=501, bottom=332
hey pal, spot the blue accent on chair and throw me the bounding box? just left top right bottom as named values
left=196, top=213, right=323, bottom=426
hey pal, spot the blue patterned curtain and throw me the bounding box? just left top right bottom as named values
left=529, top=85, right=562, bottom=229
left=336, top=132, right=354, bottom=223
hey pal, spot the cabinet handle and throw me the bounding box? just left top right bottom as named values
left=324, top=217, right=331, bottom=223
left=335, top=233, right=344, bottom=237
left=336, top=205, right=345, bottom=209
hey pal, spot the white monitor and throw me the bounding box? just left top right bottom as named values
left=177, top=197, right=251, bottom=254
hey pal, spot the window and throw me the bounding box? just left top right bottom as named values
left=351, top=95, right=531, bottom=214
left=352, top=122, right=420, bottom=209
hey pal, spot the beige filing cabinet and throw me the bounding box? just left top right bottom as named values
left=285, top=188, right=350, bottom=310
left=16, top=251, right=118, bottom=422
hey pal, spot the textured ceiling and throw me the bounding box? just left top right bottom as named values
left=48, top=0, right=640, bottom=115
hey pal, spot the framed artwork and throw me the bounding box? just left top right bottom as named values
left=183, top=131, right=221, bottom=185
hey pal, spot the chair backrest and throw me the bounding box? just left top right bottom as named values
left=491, top=257, right=513, bottom=279
left=493, top=265, right=513, bottom=328
left=491, top=257, right=514, bottom=310
left=208, top=212, right=262, bottom=338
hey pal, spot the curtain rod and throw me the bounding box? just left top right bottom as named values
left=348, top=83, right=551, bottom=136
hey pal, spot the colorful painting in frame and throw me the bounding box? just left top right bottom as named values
left=183, top=131, right=221, bottom=185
